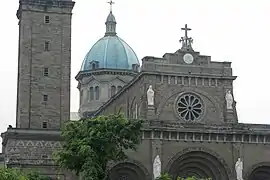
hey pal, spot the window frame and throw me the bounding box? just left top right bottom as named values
left=44, top=15, right=50, bottom=24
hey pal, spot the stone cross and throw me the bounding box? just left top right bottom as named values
left=107, top=0, right=115, bottom=12
left=181, top=24, right=192, bottom=41
left=180, top=24, right=194, bottom=51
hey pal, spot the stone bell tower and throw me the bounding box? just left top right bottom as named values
left=15, top=0, right=75, bottom=129
left=1, top=1, right=76, bottom=179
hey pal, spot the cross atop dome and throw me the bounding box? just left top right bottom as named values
left=105, top=0, right=117, bottom=36
left=179, top=24, right=194, bottom=51
left=107, top=0, right=115, bottom=12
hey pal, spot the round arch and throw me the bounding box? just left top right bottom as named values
left=165, top=147, right=232, bottom=180
left=108, top=160, right=150, bottom=180
left=246, top=162, right=270, bottom=180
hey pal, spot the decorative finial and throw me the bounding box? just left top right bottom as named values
left=105, top=0, right=117, bottom=36
left=179, top=24, right=194, bottom=51
left=107, top=0, right=115, bottom=12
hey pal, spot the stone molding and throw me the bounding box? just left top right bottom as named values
left=141, top=129, right=270, bottom=145
left=19, top=0, right=75, bottom=8
left=1, top=129, right=62, bottom=146
left=76, top=68, right=137, bottom=81
left=7, top=158, right=56, bottom=166
left=165, top=147, right=233, bottom=179
left=6, top=139, right=62, bottom=148
left=141, top=120, right=270, bottom=133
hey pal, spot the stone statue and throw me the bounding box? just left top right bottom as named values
left=225, top=90, right=233, bottom=110
left=147, top=85, right=154, bottom=106
left=235, top=158, right=243, bottom=180
left=153, top=155, right=161, bottom=179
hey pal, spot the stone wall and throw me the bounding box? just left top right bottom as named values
left=16, top=0, right=74, bottom=129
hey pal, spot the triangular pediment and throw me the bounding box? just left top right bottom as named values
left=80, top=75, right=100, bottom=85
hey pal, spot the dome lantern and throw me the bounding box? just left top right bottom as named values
left=105, top=0, right=117, bottom=37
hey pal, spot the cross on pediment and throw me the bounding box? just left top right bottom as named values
left=179, top=24, right=194, bottom=51
left=181, top=24, right=191, bottom=40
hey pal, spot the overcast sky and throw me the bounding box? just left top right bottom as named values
left=0, top=0, right=269, bottom=134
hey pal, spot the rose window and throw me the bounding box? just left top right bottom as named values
left=176, top=93, right=204, bottom=121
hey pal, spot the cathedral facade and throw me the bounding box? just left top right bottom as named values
left=1, top=1, right=270, bottom=180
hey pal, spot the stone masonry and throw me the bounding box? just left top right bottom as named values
left=15, top=0, right=74, bottom=129
left=2, top=1, right=270, bottom=180
left=1, top=0, right=76, bottom=179
left=92, top=26, right=270, bottom=179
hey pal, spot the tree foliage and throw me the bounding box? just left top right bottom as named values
left=55, top=114, right=143, bottom=180
left=156, top=173, right=212, bottom=180
left=0, top=168, right=50, bottom=180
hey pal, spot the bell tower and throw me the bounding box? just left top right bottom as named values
left=16, top=0, right=75, bottom=129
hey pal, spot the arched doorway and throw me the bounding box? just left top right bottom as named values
left=248, top=165, right=270, bottom=180
left=166, top=148, right=230, bottom=180
left=108, top=162, right=149, bottom=180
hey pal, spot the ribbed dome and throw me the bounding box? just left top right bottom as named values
left=80, top=36, right=139, bottom=71
left=80, top=10, right=139, bottom=71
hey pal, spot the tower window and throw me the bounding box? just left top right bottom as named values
left=43, top=68, right=49, bottom=76
left=44, top=41, right=49, bottom=51
left=44, top=16, right=50, bottom=24
left=43, top=94, right=48, bottom=102
left=95, top=86, right=100, bottom=100
left=42, top=121, right=48, bottom=128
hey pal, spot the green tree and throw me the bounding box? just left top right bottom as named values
left=156, top=174, right=212, bottom=180
left=0, top=168, right=50, bottom=180
left=155, top=173, right=172, bottom=180
left=0, top=168, right=26, bottom=180
left=55, top=114, right=143, bottom=180
left=25, top=171, right=50, bottom=180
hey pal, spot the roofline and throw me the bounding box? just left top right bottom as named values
left=75, top=68, right=139, bottom=80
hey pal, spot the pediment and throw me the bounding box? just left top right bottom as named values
left=109, top=76, right=128, bottom=84
left=80, top=75, right=100, bottom=85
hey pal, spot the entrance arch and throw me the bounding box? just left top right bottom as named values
left=108, top=161, right=150, bottom=180
left=247, top=162, right=270, bottom=180
left=165, top=147, right=231, bottom=180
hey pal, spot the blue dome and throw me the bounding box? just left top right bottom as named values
left=81, top=36, right=140, bottom=71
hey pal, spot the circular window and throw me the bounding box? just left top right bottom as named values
left=176, top=93, right=204, bottom=121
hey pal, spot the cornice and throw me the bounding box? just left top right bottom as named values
left=75, top=68, right=138, bottom=80
left=19, top=0, right=75, bottom=8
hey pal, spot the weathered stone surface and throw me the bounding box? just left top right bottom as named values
left=2, top=0, right=76, bottom=179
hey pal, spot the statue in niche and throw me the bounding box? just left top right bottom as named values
left=235, top=158, right=243, bottom=180
left=147, top=85, right=154, bottom=106
left=153, top=155, right=161, bottom=179
left=225, top=89, right=234, bottom=110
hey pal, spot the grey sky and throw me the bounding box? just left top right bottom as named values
left=0, top=0, right=269, bottom=135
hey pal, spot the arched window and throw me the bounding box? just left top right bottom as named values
left=111, top=85, right=116, bottom=97
left=80, top=90, right=83, bottom=104
left=135, top=104, right=138, bottom=119
left=89, top=87, right=94, bottom=100
left=117, top=86, right=122, bottom=92
left=92, top=63, right=96, bottom=69
left=95, top=86, right=100, bottom=100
